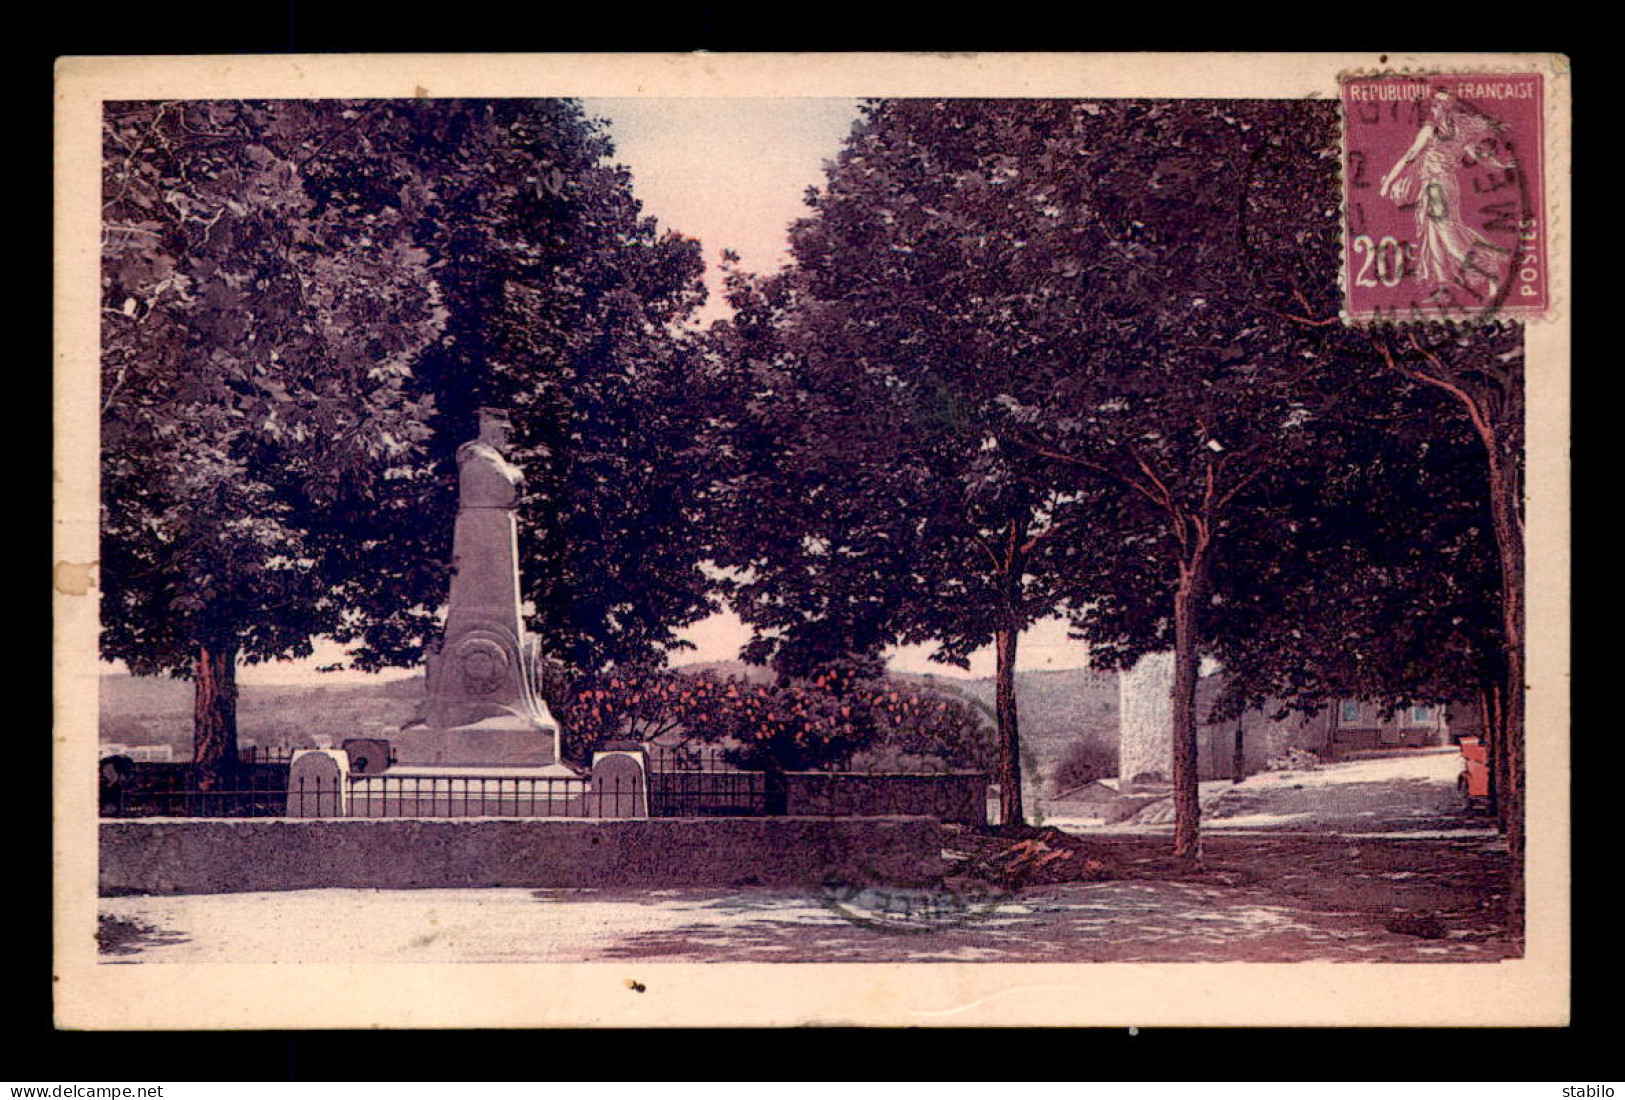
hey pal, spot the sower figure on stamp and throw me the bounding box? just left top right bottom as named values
left=1379, top=89, right=1514, bottom=299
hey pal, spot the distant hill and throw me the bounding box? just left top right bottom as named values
left=669, top=659, right=777, bottom=684
left=99, top=672, right=426, bottom=755
left=99, top=663, right=1127, bottom=797
left=896, top=668, right=1122, bottom=800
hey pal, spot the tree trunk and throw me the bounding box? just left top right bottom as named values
left=1170, top=548, right=1209, bottom=864
left=1480, top=682, right=1501, bottom=820
left=1502, top=658, right=1525, bottom=949
left=193, top=642, right=240, bottom=791
left=1406, top=354, right=1524, bottom=948
left=1485, top=450, right=1525, bottom=948
left=763, top=759, right=788, bottom=816
left=993, top=625, right=1024, bottom=828
left=1232, top=715, right=1246, bottom=784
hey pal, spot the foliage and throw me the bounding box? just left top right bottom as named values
left=1050, top=737, right=1118, bottom=794
left=101, top=101, right=453, bottom=779
left=552, top=663, right=740, bottom=761
left=983, top=99, right=1355, bottom=664
left=375, top=100, right=718, bottom=673
left=1204, top=348, right=1514, bottom=722
left=709, top=102, right=1144, bottom=822
left=714, top=97, right=1519, bottom=861
left=856, top=679, right=993, bottom=773
left=101, top=101, right=445, bottom=676
left=100, top=99, right=716, bottom=778
left=956, top=99, right=1517, bottom=858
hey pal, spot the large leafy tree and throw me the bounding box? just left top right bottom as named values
left=718, top=98, right=1523, bottom=874
left=979, top=99, right=1400, bottom=861
left=713, top=100, right=1349, bottom=837
left=1197, top=327, right=1526, bottom=944
left=101, top=100, right=445, bottom=785
left=709, top=104, right=1103, bottom=824
left=101, top=99, right=715, bottom=785
left=988, top=101, right=1523, bottom=877
left=369, top=101, right=716, bottom=674
left=1368, top=325, right=1526, bottom=937
left=1206, top=358, right=1511, bottom=728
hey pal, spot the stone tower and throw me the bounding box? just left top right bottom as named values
left=1118, top=651, right=1174, bottom=793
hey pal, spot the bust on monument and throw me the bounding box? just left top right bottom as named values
left=457, top=415, right=523, bottom=510
left=391, top=409, right=568, bottom=771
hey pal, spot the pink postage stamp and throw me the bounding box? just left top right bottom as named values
left=1341, top=71, right=1547, bottom=322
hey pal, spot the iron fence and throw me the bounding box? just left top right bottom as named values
left=645, top=743, right=775, bottom=816
left=100, top=746, right=986, bottom=822
left=645, top=744, right=739, bottom=772
left=647, top=769, right=782, bottom=817
left=639, top=744, right=985, bottom=819
left=341, top=773, right=600, bottom=818
left=237, top=746, right=299, bottom=765
left=100, top=765, right=292, bottom=818
left=103, top=772, right=650, bottom=818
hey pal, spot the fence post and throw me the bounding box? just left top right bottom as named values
left=286, top=749, right=349, bottom=817
left=590, top=749, right=649, bottom=819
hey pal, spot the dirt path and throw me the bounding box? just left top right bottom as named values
left=1054, top=748, right=1487, bottom=834
left=98, top=830, right=1513, bottom=964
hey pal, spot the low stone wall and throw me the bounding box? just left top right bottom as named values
left=783, top=773, right=988, bottom=825
left=100, top=816, right=947, bottom=896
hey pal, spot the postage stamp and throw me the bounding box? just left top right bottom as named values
left=1341, top=71, right=1548, bottom=322
left=53, top=52, right=1570, bottom=1030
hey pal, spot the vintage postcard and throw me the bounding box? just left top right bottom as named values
left=54, top=52, right=1571, bottom=1028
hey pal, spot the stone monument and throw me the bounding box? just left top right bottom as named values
left=390, top=409, right=569, bottom=772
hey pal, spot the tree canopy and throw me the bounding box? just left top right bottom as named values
left=711, top=98, right=1523, bottom=861
left=101, top=99, right=716, bottom=779
left=376, top=101, right=717, bottom=673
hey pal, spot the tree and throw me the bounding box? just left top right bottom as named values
left=715, top=99, right=1358, bottom=845
left=1006, top=101, right=1524, bottom=878
left=708, top=102, right=1106, bottom=824
left=716, top=97, right=1524, bottom=872
left=101, top=101, right=445, bottom=785
left=330, top=100, right=717, bottom=675
left=945, top=98, right=1420, bottom=863
left=1370, top=326, right=1526, bottom=941
left=1205, top=357, right=1510, bottom=729
left=101, top=100, right=717, bottom=785
left=1198, top=323, right=1527, bottom=940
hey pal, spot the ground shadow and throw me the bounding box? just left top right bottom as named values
left=97, top=913, right=191, bottom=959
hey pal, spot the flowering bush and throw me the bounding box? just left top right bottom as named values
left=553, top=660, right=989, bottom=772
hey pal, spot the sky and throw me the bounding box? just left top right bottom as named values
left=127, top=98, right=1093, bottom=685
left=581, top=97, right=866, bottom=322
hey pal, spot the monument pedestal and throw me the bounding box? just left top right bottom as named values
left=390, top=716, right=569, bottom=770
